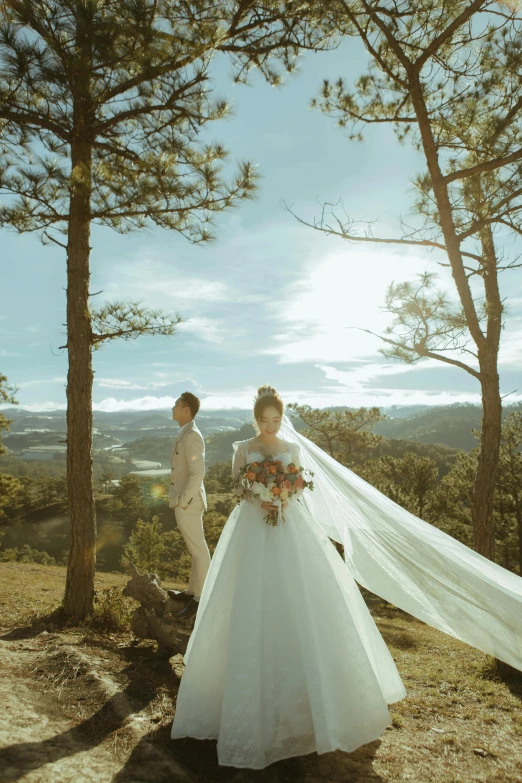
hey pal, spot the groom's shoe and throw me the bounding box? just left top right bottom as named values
left=175, top=597, right=199, bottom=619
left=167, top=589, right=194, bottom=603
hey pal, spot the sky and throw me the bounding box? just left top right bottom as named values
left=2, top=36, right=522, bottom=413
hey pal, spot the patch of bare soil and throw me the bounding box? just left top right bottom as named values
left=0, top=629, right=194, bottom=783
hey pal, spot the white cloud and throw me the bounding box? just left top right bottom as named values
left=199, top=386, right=494, bottom=410
left=0, top=349, right=26, bottom=358
left=90, top=388, right=353, bottom=412
left=99, top=255, right=234, bottom=306
left=16, top=377, right=66, bottom=389
left=8, top=401, right=67, bottom=412
left=177, top=316, right=237, bottom=344
left=9, top=383, right=522, bottom=413
left=313, top=387, right=487, bottom=407
left=200, top=390, right=259, bottom=410
left=314, top=363, right=488, bottom=407
left=97, top=379, right=143, bottom=390
left=498, top=316, right=522, bottom=368
left=96, top=378, right=175, bottom=390
left=136, top=277, right=231, bottom=304
left=264, top=245, right=446, bottom=364
left=318, top=359, right=442, bottom=390
left=93, top=395, right=178, bottom=412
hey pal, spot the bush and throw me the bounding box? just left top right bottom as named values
left=171, top=550, right=192, bottom=582
left=121, top=515, right=165, bottom=574
left=204, top=460, right=234, bottom=493
left=0, top=544, right=57, bottom=565
left=89, top=586, right=135, bottom=633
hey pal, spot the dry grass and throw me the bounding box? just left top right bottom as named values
left=0, top=563, right=522, bottom=783
left=361, top=606, right=522, bottom=783
left=0, top=560, right=184, bottom=630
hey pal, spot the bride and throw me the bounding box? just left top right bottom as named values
left=170, top=385, right=522, bottom=770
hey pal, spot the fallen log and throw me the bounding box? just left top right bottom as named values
left=122, top=562, right=194, bottom=659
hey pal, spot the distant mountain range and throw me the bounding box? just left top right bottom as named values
left=373, top=403, right=522, bottom=451
left=0, top=408, right=253, bottom=463
left=1, top=407, right=250, bottom=436
left=2, top=402, right=521, bottom=470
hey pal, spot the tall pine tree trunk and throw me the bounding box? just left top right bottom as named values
left=412, top=82, right=503, bottom=560
left=470, top=224, right=503, bottom=561
left=471, top=364, right=502, bottom=561
left=63, top=98, right=95, bottom=620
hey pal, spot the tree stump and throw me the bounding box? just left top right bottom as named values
left=122, top=562, right=194, bottom=659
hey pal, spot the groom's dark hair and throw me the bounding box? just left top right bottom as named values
left=180, top=391, right=200, bottom=418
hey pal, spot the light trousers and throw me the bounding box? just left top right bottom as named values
left=173, top=499, right=211, bottom=598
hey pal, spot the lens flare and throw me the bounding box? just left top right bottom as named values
left=150, top=484, right=166, bottom=500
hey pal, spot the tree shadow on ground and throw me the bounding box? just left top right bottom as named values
left=0, top=640, right=179, bottom=781
left=0, top=606, right=77, bottom=641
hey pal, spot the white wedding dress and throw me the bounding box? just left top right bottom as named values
left=170, top=438, right=407, bottom=769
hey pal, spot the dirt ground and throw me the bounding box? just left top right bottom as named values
left=1, top=562, right=522, bottom=783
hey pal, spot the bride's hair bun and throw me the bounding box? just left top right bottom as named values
left=257, top=384, right=279, bottom=398
left=253, top=385, right=284, bottom=421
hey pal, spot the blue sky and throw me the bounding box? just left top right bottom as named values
left=2, top=37, right=522, bottom=413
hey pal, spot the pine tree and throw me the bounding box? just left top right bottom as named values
left=287, top=403, right=385, bottom=463
left=0, top=374, right=17, bottom=455
left=287, top=1, right=522, bottom=560
left=121, top=515, right=165, bottom=575
left=0, top=1, right=333, bottom=619
left=497, top=411, right=522, bottom=575
left=0, top=375, right=22, bottom=519
left=356, top=452, right=439, bottom=519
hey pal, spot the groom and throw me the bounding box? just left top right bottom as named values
left=168, top=392, right=211, bottom=619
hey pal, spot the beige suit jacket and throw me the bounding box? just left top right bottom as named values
left=169, top=420, right=207, bottom=511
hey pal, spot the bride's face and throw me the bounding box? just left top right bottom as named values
left=257, top=405, right=282, bottom=437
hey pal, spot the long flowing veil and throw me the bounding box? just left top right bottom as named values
left=279, top=413, right=522, bottom=672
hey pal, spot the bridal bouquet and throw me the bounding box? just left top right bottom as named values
left=235, top=457, right=314, bottom=526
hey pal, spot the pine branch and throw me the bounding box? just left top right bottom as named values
left=90, top=300, right=183, bottom=347
left=281, top=199, right=484, bottom=263
left=356, top=326, right=481, bottom=380
left=444, top=148, right=522, bottom=184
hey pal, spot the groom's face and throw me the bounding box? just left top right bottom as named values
left=172, top=398, right=183, bottom=422
left=172, top=397, right=190, bottom=423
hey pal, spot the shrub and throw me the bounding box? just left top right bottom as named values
left=0, top=544, right=57, bottom=565
left=90, top=586, right=135, bottom=633
left=121, top=515, right=165, bottom=574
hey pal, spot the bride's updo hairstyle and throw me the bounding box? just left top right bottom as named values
left=253, top=385, right=284, bottom=432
